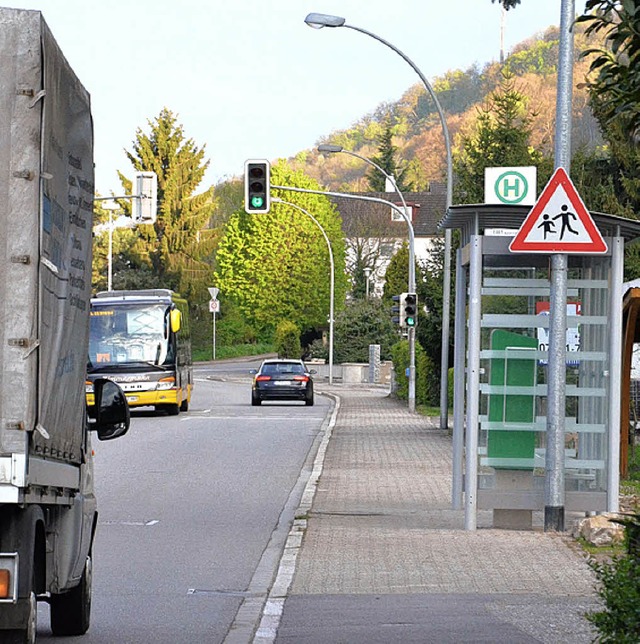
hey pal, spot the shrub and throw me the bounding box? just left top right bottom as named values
left=274, top=320, right=301, bottom=359
left=332, top=299, right=400, bottom=363
left=587, top=513, right=640, bottom=642
left=391, top=339, right=433, bottom=406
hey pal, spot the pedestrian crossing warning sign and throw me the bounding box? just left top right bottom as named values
left=509, top=167, right=607, bottom=254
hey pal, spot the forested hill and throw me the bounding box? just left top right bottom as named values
left=285, top=23, right=601, bottom=193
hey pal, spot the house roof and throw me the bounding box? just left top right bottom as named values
left=327, top=182, right=446, bottom=238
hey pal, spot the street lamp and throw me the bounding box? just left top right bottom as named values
left=318, top=143, right=417, bottom=413
left=305, top=12, right=454, bottom=428
left=363, top=267, right=372, bottom=298
left=271, top=197, right=335, bottom=386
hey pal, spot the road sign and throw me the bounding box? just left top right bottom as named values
left=209, top=299, right=220, bottom=313
left=509, top=167, right=607, bottom=254
left=485, top=166, right=537, bottom=205
left=208, top=287, right=219, bottom=300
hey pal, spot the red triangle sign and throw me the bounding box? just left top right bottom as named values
left=509, top=167, right=607, bottom=254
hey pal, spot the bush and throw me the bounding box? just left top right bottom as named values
left=274, top=320, right=301, bottom=359
left=332, top=299, right=401, bottom=363
left=587, top=511, right=640, bottom=642
left=391, top=339, right=434, bottom=406
left=587, top=551, right=640, bottom=642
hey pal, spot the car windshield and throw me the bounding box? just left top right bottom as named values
left=262, top=362, right=305, bottom=376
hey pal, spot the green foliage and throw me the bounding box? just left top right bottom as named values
left=453, top=71, right=551, bottom=203
left=390, top=340, right=433, bottom=405
left=366, top=116, right=412, bottom=191
left=214, top=160, right=348, bottom=340
left=504, top=39, right=557, bottom=77
left=382, top=243, right=415, bottom=303
left=431, top=66, right=486, bottom=117
left=331, top=299, right=401, bottom=363
left=571, top=145, right=637, bottom=218
left=587, top=551, right=640, bottom=642
left=577, top=1, right=640, bottom=139
left=417, top=236, right=453, bottom=375
left=192, top=342, right=273, bottom=362
left=492, top=0, right=521, bottom=9
left=106, top=108, right=216, bottom=303
left=274, top=320, right=302, bottom=359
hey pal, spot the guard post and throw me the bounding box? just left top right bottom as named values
left=441, top=200, right=640, bottom=531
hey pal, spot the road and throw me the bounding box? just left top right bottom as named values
left=37, top=360, right=331, bottom=643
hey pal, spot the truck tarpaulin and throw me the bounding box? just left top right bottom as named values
left=0, top=9, right=93, bottom=463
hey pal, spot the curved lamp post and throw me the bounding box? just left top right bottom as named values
left=305, top=12, right=453, bottom=429
left=318, top=143, right=417, bottom=413
left=271, top=197, right=335, bottom=386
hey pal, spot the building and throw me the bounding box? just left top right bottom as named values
left=327, top=182, right=447, bottom=296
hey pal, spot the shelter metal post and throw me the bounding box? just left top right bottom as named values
left=452, top=248, right=466, bottom=510
left=464, top=234, right=483, bottom=531
left=607, top=233, right=623, bottom=512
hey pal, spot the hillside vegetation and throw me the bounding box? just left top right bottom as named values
left=285, top=24, right=602, bottom=193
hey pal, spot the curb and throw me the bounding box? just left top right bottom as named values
left=252, top=392, right=341, bottom=644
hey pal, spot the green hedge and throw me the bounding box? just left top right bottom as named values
left=391, top=339, right=436, bottom=406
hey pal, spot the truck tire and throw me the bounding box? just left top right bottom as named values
left=49, top=556, right=91, bottom=636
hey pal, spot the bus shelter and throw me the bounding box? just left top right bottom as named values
left=440, top=204, right=640, bottom=530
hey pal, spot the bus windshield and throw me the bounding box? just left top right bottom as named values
left=88, top=304, right=172, bottom=368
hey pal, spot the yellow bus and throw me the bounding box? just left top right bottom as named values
left=86, top=289, right=193, bottom=415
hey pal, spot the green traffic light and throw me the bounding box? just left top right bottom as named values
left=250, top=195, right=265, bottom=208
left=406, top=317, right=415, bottom=326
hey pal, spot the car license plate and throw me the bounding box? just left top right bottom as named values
left=274, top=381, right=291, bottom=386
left=127, top=395, right=139, bottom=402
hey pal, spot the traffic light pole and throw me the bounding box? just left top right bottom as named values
left=316, top=146, right=416, bottom=410
left=272, top=183, right=417, bottom=412
left=271, top=197, right=336, bottom=386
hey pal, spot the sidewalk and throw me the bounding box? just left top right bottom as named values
left=266, top=386, right=600, bottom=643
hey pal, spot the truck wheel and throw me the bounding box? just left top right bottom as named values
left=50, top=556, right=92, bottom=636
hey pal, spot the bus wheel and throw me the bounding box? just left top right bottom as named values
left=180, top=394, right=189, bottom=412
left=165, top=404, right=180, bottom=416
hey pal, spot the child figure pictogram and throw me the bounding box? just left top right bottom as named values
left=552, top=204, right=579, bottom=239
left=537, top=213, right=555, bottom=239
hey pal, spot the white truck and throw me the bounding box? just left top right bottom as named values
left=0, top=8, right=130, bottom=643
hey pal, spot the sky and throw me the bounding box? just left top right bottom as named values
left=5, top=1, right=572, bottom=196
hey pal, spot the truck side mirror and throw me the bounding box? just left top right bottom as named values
left=90, top=378, right=130, bottom=441
left=170, top=309, right=181, bottom=333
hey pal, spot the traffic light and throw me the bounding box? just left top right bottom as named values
left=391, top=294, right=402, bottom=325
left=244, top=159, right=270, bottom=214
left=403, top=293, right=418, bottom=328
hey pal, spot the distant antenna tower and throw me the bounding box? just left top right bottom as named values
left=500, top=7, right=506, bottom=64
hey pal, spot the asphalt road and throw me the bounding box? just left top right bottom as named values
left=37, top=363, right=330, bottom=643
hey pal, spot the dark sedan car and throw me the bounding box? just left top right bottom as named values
left=251, top=359, right=316, bottom=406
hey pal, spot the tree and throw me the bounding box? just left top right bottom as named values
left=577, top=1, right=640, bottom=140
left=366, top=116, right=412, bottom=192
left=115, top=108, right=217, bottom=302
left=453, top=72, right=553, bottom=203
left=214, top=160, right=348, bottom=340
left=330, top=299, right=400, bottom=363
left=382, top=242, right=416, bottom=305
left=492, top=0, right=521, bottom=9
left=494, top=1, right=640, bottom=138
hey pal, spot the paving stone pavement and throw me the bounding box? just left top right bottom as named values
left=274, top=386, right=601, bottom=643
